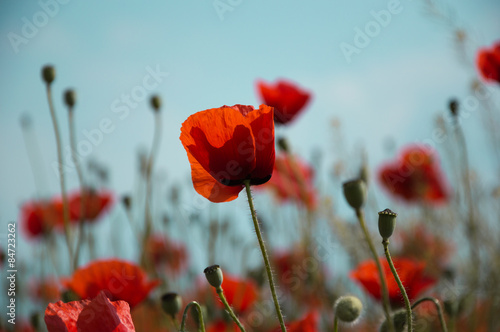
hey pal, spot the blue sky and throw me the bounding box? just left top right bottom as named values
left=0, top=0, right=499, bottom=257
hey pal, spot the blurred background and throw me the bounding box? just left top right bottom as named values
left=0, top=0, right=499, bottom=329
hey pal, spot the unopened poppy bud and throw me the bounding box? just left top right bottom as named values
left=64, top=89, right=76, bottom=108
left=42, top=65, right=56, bottom=85
left=150, top=95, right=161, bottom=112
left=204, top=264, right=223, bottom=288
left=379, top=309, right=409, bottom=332
left=161, top=292, right=182, bottom=318
left=449, top=99, right=459, bottom=117
left=334, top=295, right=363, bottom=324
left=342, top=179, right=366, bottom=210
left=277, top=137, right=290, bottom=153
left=378, top=208, right=397, bottom=240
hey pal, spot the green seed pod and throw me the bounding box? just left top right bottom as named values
left=42, top=65, right=56, bottom=85
left=277, top=137, right=290, bottom=153
left=61, top=289, right=80, bottom=303
left=378, top=208, right=397, bottom=240
left=334, top=295, right=363, bottom=323
left=64, top=89, right=77, bottom=108
left=161, top=292, right=182, bottom=318
left=379, top=309, right=411, bottom=332
left=150, top=95, right=161, bottom=112
left=204, top=264, right=223, bottom=288
left=342, top=179, right=366, bottom=210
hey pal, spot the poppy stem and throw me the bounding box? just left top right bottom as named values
left=45, top=83, right=74, bottom=268
left=382, top=239, right=413, bottom=332
left=333, top=316, right=339, bottom=332
left=355, top=209, right=395, bottom=332
left=141, top=111, right=162, bottom=270
left=244, top=181, right=287, bottom=332
left=216, top=287, right=246, bottom=332
left=179, top=301, right=206, bottom=332
left=67, top=105, right=87, bottom=272
left=411, top=297, right=448, bottom=332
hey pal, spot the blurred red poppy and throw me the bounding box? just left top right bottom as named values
left=269, top=311, right=318, bottom=332
left=63, top=259, right=159, bottom=309
left=396, top=224, right=453, bottom=278
left=257, top=79, right=311, bottom=125
left=44, top=291, right=135, bottom=332
left=378, top=145, right=449, bottom=204
left=350, top=257, right=436, bottom=307
left=180, top=104, right=275, bottom=203
left=29, top=277, right=61, bottom=303
left=212, top=274, right=258, bottom=314
left=264, top=153, right=317, bottom=211
left=145, top=235, right=189, bottom=276
left=477, top=41, right=500, bottom=84
left=68, top=189, right=113, bottom=222
left=20, top=199, right=65, bottom=239
left=206, top=320, right=240, bottom=332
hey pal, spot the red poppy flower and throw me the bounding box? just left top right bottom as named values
left=378, top=145, right=449, bottom=204
left=63, top=259, right=159, bottom=309
left=20, top=199, right=65, bottom=239
left=256, top=79, right=311, bottom=125
left=264, top=153, right=317, bottom=211
left=180, top=104, right=275, bottom=203
left=68, top=189, right=113, bottom=222
left=350, top=257, right=436, bottom=307
left=212, top=274, right=258, bottom=314
left=44, top=291, right=135, bottom=332
left=476, top=41, right=500, bottom=84
left=145, top=235, right=189, bottom=276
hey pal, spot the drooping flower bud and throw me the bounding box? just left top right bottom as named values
left=334, top=295, right=363, bottom=324
left=42, top=65, right=56, bottom=85
left=204, top=264, right=223, bottom=288
left=378, top=208, right=397, bottom=240
left=342, top=179, right=366, bottom=210
left=161, top=292, right=182, bottom=318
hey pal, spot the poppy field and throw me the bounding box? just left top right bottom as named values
left=1, top=1, right=500, bottom=332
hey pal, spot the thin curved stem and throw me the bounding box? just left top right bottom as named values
left=46, top=84, right=74, bottom=266
left=180, top=301, right=206, bottom=332
left=383, top=239, right=412, bottom=332
left=216, top=287, right=246, bottom=332
left=412, top=297, right=448, bottom=332
left=68, top=108, right=87, bottom=272
left=355, top=209, right=395, bottom=332
left=244, top=181, right=287, bottom=332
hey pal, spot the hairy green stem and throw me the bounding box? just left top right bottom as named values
left=383, top=239, right=412, bottom=332
left=244, top=181, right=287, bottom=332
left=216, top=287, right=246, bottom=332
left=355, top=209, right=395, bottom=332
